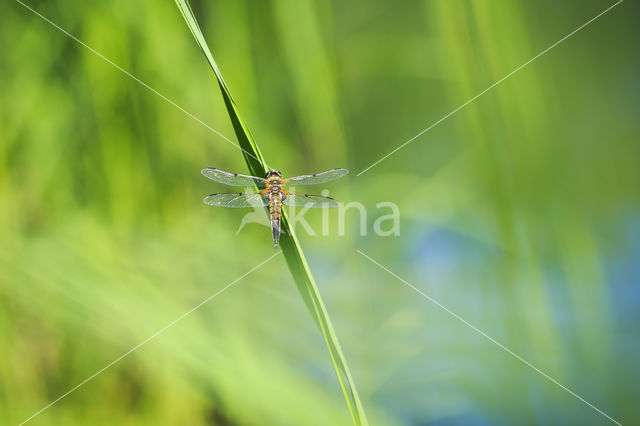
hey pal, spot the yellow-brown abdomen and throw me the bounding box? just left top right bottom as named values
left=269, top=192, right=282, bottom=248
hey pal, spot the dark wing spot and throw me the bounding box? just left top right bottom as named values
left=304, top=194, right=337, bottom=200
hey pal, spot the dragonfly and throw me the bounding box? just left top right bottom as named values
left=201, top=168, right=349, bottom=248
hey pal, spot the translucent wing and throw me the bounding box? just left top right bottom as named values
left=203, top=192, right=269, bottom=208
left=282, top=193, right=340, bottom=208
left=284, top=168, right=349, bottom=185
left=201, top=168, right=267, bottom=187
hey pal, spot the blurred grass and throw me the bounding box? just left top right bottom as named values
left=173, top=0, right=367, bottom=424
left=1, top=0, right=639, bottom=425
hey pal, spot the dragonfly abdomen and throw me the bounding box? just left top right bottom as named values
left=268, top=192, right=282, bottom=248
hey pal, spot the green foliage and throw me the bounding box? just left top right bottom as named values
left=173, top=1, right=368, bottom=424
left=1, top=0, right=639, bottom=425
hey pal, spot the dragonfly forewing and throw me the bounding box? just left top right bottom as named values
left=284, top=168, right=348, bottom=185
left=202, top=168, right=267, bottom=188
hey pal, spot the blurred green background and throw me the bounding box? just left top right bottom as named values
left=1, top=0, right=639, bottom=424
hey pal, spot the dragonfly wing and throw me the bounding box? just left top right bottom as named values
left=203, top=192, right=269, bottom=208
left=201, top=168, right=267, bottom=187
left=284, top=168, right=349, bottom=185
left=282, top=193, right=340, bottom=208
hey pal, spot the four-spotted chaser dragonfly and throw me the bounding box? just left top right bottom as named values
left=202, top=168, right=348, bottom=248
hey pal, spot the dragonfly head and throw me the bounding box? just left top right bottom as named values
left=266, top=169, right=282, bottom=178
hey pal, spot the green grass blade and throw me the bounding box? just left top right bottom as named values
left=173, top=1, right=368, bottom=424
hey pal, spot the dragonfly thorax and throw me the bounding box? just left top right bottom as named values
left=267, top=179, right=283, bottom=195
left=266, top=170, right=283, bottom=195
